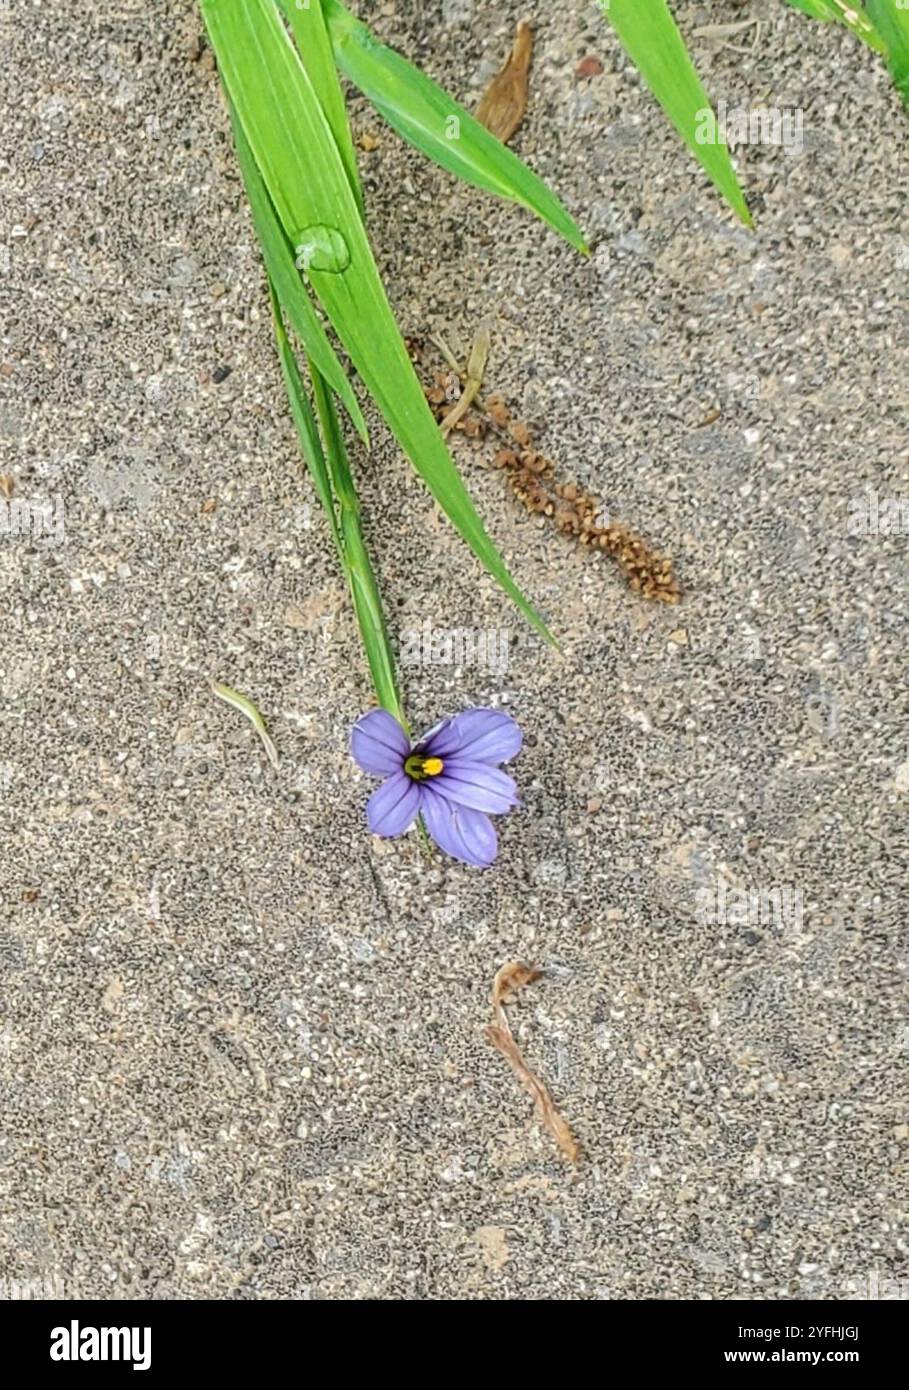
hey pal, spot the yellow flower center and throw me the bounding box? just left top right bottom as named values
left=404, top=754, right=444, bottom=780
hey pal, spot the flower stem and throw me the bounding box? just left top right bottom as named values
left=307, top=357, right=408, bottom=732
left=272, top=277, right=430, bottom=848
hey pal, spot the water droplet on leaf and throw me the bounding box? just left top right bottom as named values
left=294, top=225, right=350, bottom=275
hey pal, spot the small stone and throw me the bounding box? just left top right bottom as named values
left=576, top=56, right=604, bottom=78
left=102, top=977, right=125, bottom=1013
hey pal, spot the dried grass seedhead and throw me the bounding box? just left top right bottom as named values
left=417, top=341, right=681, bottom=604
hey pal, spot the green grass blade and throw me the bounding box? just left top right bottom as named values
left=201, top=0, right=553, bottom=643
left=866, top=0, right=909, bottom=102
left=228, top=98, right=369, bottom=444
left=282, top=0, right=364, bottom=209
left=787, top=0, right=908, bottom=104
left=315, top=0, right=588, bottom=254
left=310, top=366, right=405, bottom=724
left=269, top=280, right=341, bottom=548
left=601, top=0, right=751, bottom=224
left=783, top=1, right=886, bottom=52
left=271, top=281, right=404, bottom=721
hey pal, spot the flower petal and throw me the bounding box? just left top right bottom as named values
left=422, top=786, right=498, bottom=867
left=366, top=772, right=421, bottom=838
left=421, top=708, right=522, bottom=764
left=351, top=709, right=409, bottom=776
left=430, top=760, right=518, bottom=814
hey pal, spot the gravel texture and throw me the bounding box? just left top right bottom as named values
left=1, top=0, right=906, bottom=1300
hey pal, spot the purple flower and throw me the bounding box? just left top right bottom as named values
left=350, top=707, right=522, bottom=868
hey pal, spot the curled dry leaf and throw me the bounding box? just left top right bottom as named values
left=486, top=960, right=581, bottom=1164
left=440, top=323, right=490, bottom=436
left=475, top=21, right=534, bottom=144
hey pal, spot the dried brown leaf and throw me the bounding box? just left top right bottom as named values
left=486, top=961, right=581, bottom=1164
left=475, top=21, right=534, bottom=144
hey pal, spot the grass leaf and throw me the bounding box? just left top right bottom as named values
left=270, top=296, right=405, bottom=720
left=229, top=99, right=369, bottom=443
left=601, top=0, right=751, bottom=224
left=269, top=280, right=341, bottom=548
left=783, top=0, right=886, bottom=52
left=309, top=365, right=406, bottom=725
left=201, top=0, right=554, bottom=642
left=282, top=0, right=365, bottom=208
left=866, top=0, right=909, bottom=102
left=315, top=0, right=588, bottom=254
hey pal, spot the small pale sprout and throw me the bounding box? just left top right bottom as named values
left=211, top=680, right=279, bottom=770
